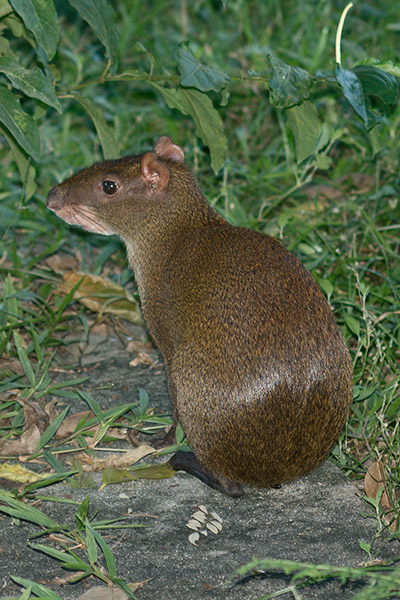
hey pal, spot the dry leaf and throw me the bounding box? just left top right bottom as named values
left=129, top=352, right=159, bottom=368
left=0, top=424, right=41, bottom=456
left=58, top=271, right=142, bottom=325
left=68, top=445, right=156, bottom=472
left=46, top=254, right=79, bottom=273
left=0, top=462, right=48, bottom=484
left=364, top=460, right=399, bottom=532
left=76, top=581, right=146, bottom=600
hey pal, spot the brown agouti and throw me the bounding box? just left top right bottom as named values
left=47, top=136, right=353, bottom=496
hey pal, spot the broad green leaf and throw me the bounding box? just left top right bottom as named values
left=68, top=0, right=119, bottom=66
left=344, top=313, right=360, bottom=336
left=13, top=330, right=35, bottom=385
left=176, top=46, right=229, bottom=93
left=267, top=54, right=315, bottom=108
left=0, top=57, right=61, bottom=111
left=73, top=94, right=119, bottom=159
left=0, top=86, right=41, bottom=160
left=36, top=405, right=70, bottom=451
left=151, top=83, right=227, bottom=173
left=352, top=65, right=398, bottom=104
left=9, top=0, right=59, bottom=61
left=286, top=100, right=322, bottom=163
left=335, top=66, right=368, bottom=126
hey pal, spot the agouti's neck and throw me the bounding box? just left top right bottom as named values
left=122, top=180, right=226, bottom=298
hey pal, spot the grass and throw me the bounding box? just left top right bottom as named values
left=0, top=0, right=400, bottom=598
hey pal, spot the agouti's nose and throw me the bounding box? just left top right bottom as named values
left=46, top=186, right=63, bottom=211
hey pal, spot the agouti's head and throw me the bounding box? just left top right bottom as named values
left=46, top=136, right=186, bottom=237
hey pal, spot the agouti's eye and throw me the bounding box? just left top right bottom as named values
left=102, top=180, right=118, bottom=195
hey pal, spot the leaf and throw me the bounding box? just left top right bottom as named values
left=267, top=54, right=315, bottom=108
left=0, top=490, right=60, bottom=529
left=102, top=463, right=176, bottom=484
left=344, top=313, right=360, bottom=336
left=352, top=66, right=398, bottom=104
left=58, top=271, right=142, bottom=325
left=36, top=405, right=70, bottom=450
left=0, top=85, right=41, bottom=160
left=151, top=83, right=227, bottom=173
left=90, top=525, right=117, bottom=578
left=286, top=100, right=322, bottom=163
left=335, top=65, right=368, bottom=126
left=73, top=94, right=119, bottom=159
left=0, top=462, right=48, bottom=484
left=176, top=46, right=229, bottom=93
left=68, top=0, right=119, bottom=66
left=13, top=330, right=35, bottom=385
left=9, top=0, right=59, bottom=61
left=0, top=57, right=61, bottom=111
left=11, top=576, right=63, bottom=600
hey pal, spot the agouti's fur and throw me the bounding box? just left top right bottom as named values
left=47, top=136, right=353, bottom=494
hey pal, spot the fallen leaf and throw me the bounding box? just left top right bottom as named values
left=46, top=254, right=79, bottom=273
left=68, top=444, right=156, bottom=472
left=76, top=579, right=151, bottom=599
left=364, top=460, right=399, bottom=532
left=58, top=271, right=142, bottom=325
left=102, top=462, right=176, bottom=485
left=0, top=424, right=41, bottom=456
left=0, top=462, right=48, bottom=484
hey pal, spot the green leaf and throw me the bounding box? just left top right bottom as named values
left=335, top=65, right=368, bottom=126
left=36, top=406, right=70, bottom=451
left=68, top=0, right=119, bottom=66
left=176, top=46, right=229, bottom=93
left=11, top=576, right=63, bottom=600
left=73, top=93, right=119, bottom=159
left=286, top=100, right=322, bottom=163
left=90, top=525, right=117, bottom=578
left=0, top=57, right=61, bottom=112
left=13, top=330, right=35, bottom=385
left=267, top=54, right=315, bottom=108
left=0, top=490, right=60, bottom=529
left=344, top=313, right=360, bottom=336
left=151, top=83, right=227, bottom=173
left=9, top=0, right=59, bottom=61
left=76, top=495, right=90, bottom=527
left=352, top=65, right=399, bottom=104
left=85, top=522, right=98, bottom=565
left=0, top=86, right=41, bottom=160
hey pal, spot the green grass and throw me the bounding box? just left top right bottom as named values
left=0, top=0, right=400, bottom=598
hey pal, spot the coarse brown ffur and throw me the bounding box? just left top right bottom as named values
left=47, top=136, right=353, bottom=492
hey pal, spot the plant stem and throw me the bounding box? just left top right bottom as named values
left=335, top=2, right=354, bottom=66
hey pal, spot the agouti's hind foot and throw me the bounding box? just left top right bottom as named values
left=168, top=450, right=244, bottom=497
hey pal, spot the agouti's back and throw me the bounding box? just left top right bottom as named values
left=155, top=225, right=352, bottom=486
left=47, top=135, right=353, bottom=492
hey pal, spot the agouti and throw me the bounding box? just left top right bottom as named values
left=47, top=136, right=353, bottom=496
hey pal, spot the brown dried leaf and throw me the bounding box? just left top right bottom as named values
left=0, top=424, right=41, bottom=456
left=46, top=254, right=79, bottom=273
left=58, top=271, right=142, bottom=325
left=129, top=352, right=159, bottom=368
left=364, top=460, right=385, bottom=500
left=364, top=460, right=398, bottom=532
left=68, top=444, right=156, bottom=472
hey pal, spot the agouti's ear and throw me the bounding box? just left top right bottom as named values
left=141, top=152, right=170, bottom=192
left=153, top=136, right=185, bottom=163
